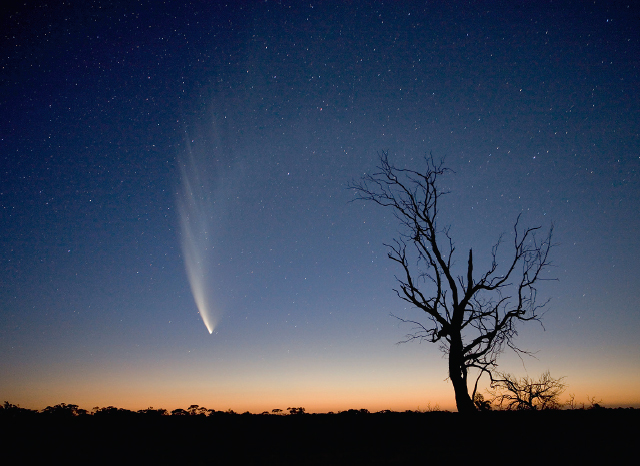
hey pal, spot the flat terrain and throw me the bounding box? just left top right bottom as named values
left=3, top=410, right=637, bottom=464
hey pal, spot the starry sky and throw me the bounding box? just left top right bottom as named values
left=1, top=0, right=638, bottom=412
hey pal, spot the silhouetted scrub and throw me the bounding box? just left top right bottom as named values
left=489, top=371, right=566, bottom=410
left=0, top=402, right=38, bottom=419
left=1, top=403, right=637, bottom=464
left=42, top=403, right=88, bottom=417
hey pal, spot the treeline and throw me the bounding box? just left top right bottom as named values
left=0, top=402, right=425, bottom=418
left=2, top=400, right=635, bottom=419
left=2, top=401, right=637, bottom=463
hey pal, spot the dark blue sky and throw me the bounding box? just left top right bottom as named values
left=1, top=1, right=638, bottom=411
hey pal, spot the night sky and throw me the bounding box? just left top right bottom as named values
left=1, top=1, right=638, bottom=412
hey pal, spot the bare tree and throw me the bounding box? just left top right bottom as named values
left=350, top=151, right=554, bottom=412
left=489, top=371, right=566, bottom=410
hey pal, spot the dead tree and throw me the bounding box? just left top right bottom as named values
left=350, top=151, right=554, bottom=412
left=489, top=371, right=566, bottom=410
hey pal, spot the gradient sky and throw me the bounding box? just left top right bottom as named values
left=1, top=0, right=638, bottom=413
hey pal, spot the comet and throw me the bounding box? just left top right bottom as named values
left=177, top=138, right=219, bottom=334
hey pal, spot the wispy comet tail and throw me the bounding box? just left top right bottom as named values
left=177, top=143, right=218, bottom=334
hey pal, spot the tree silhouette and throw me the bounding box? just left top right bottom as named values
left=489, top=371, right=566, bottom=410
left=287, top=407, right=306, bottom=415
left=93, top=406, right=135, bottom=418
left=137, top=407, right=168, bottom=417
left=351, top=152, right=554, bottom=412
left=42, top=403, right=88, bottom=417
left=187, top=404, right=208, bottom=416
left=1, top=401, right=36, bottom=418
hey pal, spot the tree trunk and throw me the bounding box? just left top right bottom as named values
left=449, top=338, right=477, bottom=413
left=450, top=370, right=476, bottom=412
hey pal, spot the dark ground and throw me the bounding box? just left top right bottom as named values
left=3, top=409, right=637, bottom=464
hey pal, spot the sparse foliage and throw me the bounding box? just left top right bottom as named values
left=137, top=407, right=168, bottom=416
left=187, top=404, right=208, bottom=416
left=287, top=407, right=306, bottom=415
left=1, top=401, right=36, bottom=418
left=489, top=371, right=566, bottom=410
left=339, top=408, right=370, bottom=415
left=565, top=393, right=578, bottom=410
left=42, top=403, right=87, bottom=417
left=420, top=402, right=442, bottom=413
left=565, top=394, right=604, bottom=410
left=473, top=393, right=492, bottom=411
left=350, top=151, right=554, bottom=412
left=586, top=395, right=604, bottom=410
